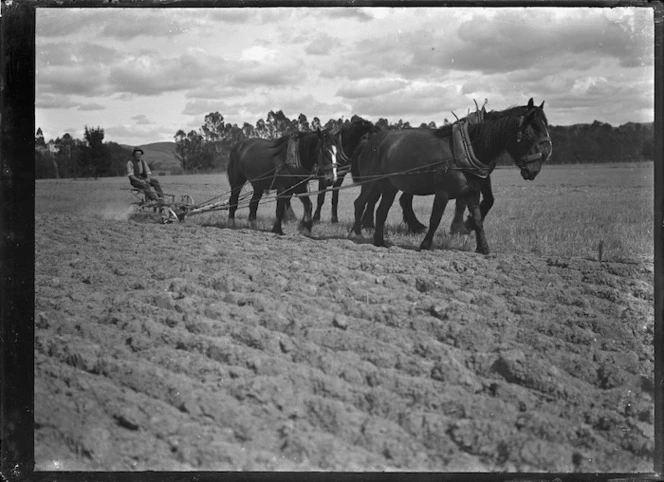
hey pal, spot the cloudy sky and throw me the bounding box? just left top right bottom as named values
left=35, top=6, right=654, bottom=146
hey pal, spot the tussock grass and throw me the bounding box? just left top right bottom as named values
left=36, top=163, right=654, bottom=261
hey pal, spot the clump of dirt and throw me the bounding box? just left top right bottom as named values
left=35, top=213, right=654, bottom=472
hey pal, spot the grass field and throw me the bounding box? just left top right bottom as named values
left=36, top=162, right=654, bottom=262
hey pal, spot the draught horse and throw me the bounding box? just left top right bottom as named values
left=358, top=105, right=491, bottom=235
left=227, top=129, right=338, bottom=235
left=312, top=116, right=377, bottom=223
left=350, top=98, right=552, bottom=254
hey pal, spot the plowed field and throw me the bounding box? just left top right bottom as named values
left=35, top=172, right=654, bottom=472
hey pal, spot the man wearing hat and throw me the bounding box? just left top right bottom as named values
left=127, top=147, right=164, bottom=201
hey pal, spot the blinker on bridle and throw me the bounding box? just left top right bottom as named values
left=515, top=110, right=552, bottom=168
left=316, top=141, right=338, bottom=183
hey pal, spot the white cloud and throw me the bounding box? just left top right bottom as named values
left=35, top=6, right=655, bottom=145
left=35, top=93, right=78, bottom=110
left=77, top=103, right=105, bottom=111
left=108, top=49, right=230, bottom=96
left=336, top=78, right=409, bottom=99
left=132, top=114, right=153, bottom=125
left=182, top=99, right=231, bottom=117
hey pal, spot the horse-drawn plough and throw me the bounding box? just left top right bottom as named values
left=129, top=187, right=251, bottom=224
left=128, top=175, right=336, bottom=224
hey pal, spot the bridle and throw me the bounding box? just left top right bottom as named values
left=316, top=137, right=338, bottom=183
left=515, top=110, right=552, bottom=169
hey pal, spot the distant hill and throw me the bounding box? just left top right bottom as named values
left=122, top=142, right=180, bottom=172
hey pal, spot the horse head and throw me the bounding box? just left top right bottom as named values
left=335, top=116, right=376, bottom=167
left=504, top=98, right=552, bottom=180
left=315, top=128, right=338, bottom=186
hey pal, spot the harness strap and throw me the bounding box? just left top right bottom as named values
left=285, top=134, right=302, bottom=169
left=452, top=120, right=491, bottom=179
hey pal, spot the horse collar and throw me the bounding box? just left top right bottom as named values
left=451, top=120, right=491, bottom=179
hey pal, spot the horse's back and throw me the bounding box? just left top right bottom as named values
left=381, top=129, right=448, bottom=167
left=233, top=137, right=283, bottom=181
left=379, top=129, right=457, bottom=195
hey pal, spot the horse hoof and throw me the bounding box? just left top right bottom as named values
left=298, top=224, right=313, bottom=237
left=419, top=240, right=433, bottom=250
left=347, top=230, right=363, bottom=240
left=450, top=224, right=471, bottom=235
left=476, top=247, right=489, bottom=255
left=331, top=217, right=339, bottom=224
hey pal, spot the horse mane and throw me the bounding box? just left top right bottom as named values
left=270, top=129, right=327, bottom=154
left=468, top=114, right=517, bottom=160
left=467, top=104, right=548, bottom=161
left=485, top=104, right=549, bottom=125
left=433, top=124, right=453, bottom=138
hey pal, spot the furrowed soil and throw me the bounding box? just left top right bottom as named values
left=35, top=211, right=655, bottom=472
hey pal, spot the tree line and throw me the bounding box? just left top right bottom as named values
left=35, top=126, right=135, bottom=179
left=546, top=121, right=654, bottom=164
left=173, top=110, right=431, bottom=173
left=175, top=111, right=654, bottom=172
left=35, top=113, right=654, bottom=179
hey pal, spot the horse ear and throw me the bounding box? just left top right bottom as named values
left=539, top=101, right=545, bottom=109
left=527, top=98, right=534, bottom=109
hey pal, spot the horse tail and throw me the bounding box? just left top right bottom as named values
left=350, top=138, right=368, bottom=182
left=227, top=141, right=244, bottom=189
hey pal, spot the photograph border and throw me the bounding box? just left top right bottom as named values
left=1, top=0, right=662, bottom=480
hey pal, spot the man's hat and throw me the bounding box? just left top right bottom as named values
left=133, top=147, right=144, bottom=155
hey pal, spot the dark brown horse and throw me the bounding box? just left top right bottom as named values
left=351, top=132, right=427, bottom=234
left=360, top=108, right=490, bottom=235
left=227, top=129, right=337, bottom=235
left=350, top=98, right=552, bottom=253
left=312, top=116, right=377, bottom=223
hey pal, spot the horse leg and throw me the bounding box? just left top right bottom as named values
left=228, top=181, right=246, bottom=227
left=467, top=191, right=489, bottom=254
left=248, top=187, right=263, bottom=225
left=420, top=191, right=449, bottom=250
left=464, top=176, right=494, bottom=232
left=450, top=198, right=470, bottom=235
left=361, top=189, right=381, bottom=229
left=477, top=176, right=495, bottom=226
left=272, top=188, right=288, bottom=235
left=297, top=190, right=314, bottom=236
left=283, top=198, right=297, bottom=223
left=312, top=179, right=325, bottom=223
left=373, top=182, right=398, bottom=248
left=330, top=174, right=344, bottom=223
left=399, top=193, right=426, bottom=233
left=351, top=183, right=374, bottom=237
